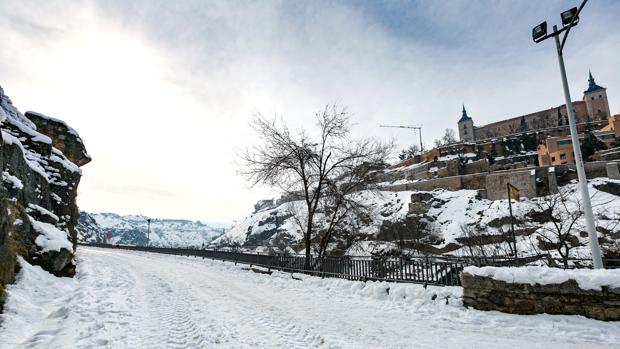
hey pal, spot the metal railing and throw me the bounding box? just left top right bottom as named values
left=82, top=243, right=466, bottom=286
left=80, top=243, right=620, bottom=286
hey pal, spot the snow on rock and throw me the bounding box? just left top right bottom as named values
left=30, top=217, right=73, bottom=253
left=1, top=171, right=23, bottom=190
left=1, top=130, right=51, bottom=181
left=0, top=83, right=90, bottom=284
left=27, top=203, right=60, bottom=223
left=26, top=111, right=91, bottom=167
left=213, top=190, right=414, bottom=252
left=464, top=265, right=620, bottom=291
left=216, top=178, right=620, bottom=258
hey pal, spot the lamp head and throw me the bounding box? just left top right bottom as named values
left=561, top=7, right=579, bottom=26
left=532, top=21, right=548, bottom=42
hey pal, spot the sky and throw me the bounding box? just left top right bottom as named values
left=0, top=0, right=618, bottom=224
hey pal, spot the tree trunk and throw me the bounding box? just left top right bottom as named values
left=305, top=212, right=314, bottom=270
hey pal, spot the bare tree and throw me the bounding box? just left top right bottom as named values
left=398, top=144, right=420, bottom=161
left=527, top=188, right=587, bottom=269
left=433, top=128, right=458, bottom=148
left=240, top=105, right=393, bottom=266
left=459, top=224, right=514, bottom=264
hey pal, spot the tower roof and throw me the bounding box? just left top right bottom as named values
left=584, top=70, right=605, bottom=93
left=459, top=104, right=472, bottom=122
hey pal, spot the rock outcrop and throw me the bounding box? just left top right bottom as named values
left=0, top=85, right=89, bottom=311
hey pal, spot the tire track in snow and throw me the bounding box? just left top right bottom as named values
left=165, top=257, right=335, bottom=348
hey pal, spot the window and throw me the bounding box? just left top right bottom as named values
left=599, top=95, right=602, bottom=98
left=591, top=97, right=594, bottom=100
left=551, top=156, right=556, bottom=162
left=560, top=153, right=567, bottom=160
left=557, top=139, right=572, bottom=145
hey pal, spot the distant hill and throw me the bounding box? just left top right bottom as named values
left=77, top=212, right=226, bottom=248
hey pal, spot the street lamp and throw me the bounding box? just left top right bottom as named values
left=146, top=218, right=151, bottom=247
left=532, top=0, right=603, bottom=269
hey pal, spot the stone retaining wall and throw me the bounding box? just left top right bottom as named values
left=381, top=160, right=620, bottom=200
left=461, top=272, right=620, bottom=321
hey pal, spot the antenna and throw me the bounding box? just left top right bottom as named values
left=379, top=124, right=424, bottom=151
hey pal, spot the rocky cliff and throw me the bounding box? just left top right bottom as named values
left=0, top=85, right=89, bottom=311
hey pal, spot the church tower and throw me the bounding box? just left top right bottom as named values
left=583, top=70, right=610, bottom=121
left=458, top=105, right=475, bottom=142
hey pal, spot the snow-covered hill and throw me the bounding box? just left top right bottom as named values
left=212, top=178, right=620, bottom=259
left=77, top=212, right=226, bottom=248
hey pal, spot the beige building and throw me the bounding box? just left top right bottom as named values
left=538, top=115, right=620, bottom=166
left=458, top=71, right=612, bottom=143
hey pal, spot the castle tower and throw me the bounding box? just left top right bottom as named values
left=458, top=105, right=475, bottom=142
left=583, top=70, right=610, bottom=121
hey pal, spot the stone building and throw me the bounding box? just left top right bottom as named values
left=458, top=71, right=612, bottom=143
left=538, top=115, right=620, bottom=166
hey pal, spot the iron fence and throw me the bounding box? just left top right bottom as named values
left=80, top=243, right=619, bottom=286
left=82, top=243, right=465, bottom=286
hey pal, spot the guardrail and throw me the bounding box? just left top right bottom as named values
left=82, top=243, right=466, bottom=286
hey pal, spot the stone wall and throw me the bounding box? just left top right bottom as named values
left=461, top=272, right=620, bottom=321
left=464, top=159, right=489, bottom=175
left=381, top=160, right=620, bottom=200
left=485, top=169, right=536, bottom=200
left=461, top=173, right=487, bottom=190
left=607, top=162, right=620, bottom=180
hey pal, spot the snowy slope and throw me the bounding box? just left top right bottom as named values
left=1, top=247, right=618, bottom=349
left=77, top=212, right=226, bottom=248
left=213, top=179, right=620, bottom=258
left=212, top=190, right=414, bottom=253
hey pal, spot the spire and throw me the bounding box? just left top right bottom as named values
left=585, top=69, right=604, bottom=93
left=459, top=104, right=471, bottom=123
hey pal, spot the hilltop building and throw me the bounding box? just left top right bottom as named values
left=457, top=71, right=611, bottom=143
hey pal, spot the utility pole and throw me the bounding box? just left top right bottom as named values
left=532, top=0, right=603, bottom=268
left=379, top=124, right=424, bottom=151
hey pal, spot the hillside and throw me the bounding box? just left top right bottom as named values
left=77, top=212, right=225, bottom=248
left=211, top=178, right=620, bottom=260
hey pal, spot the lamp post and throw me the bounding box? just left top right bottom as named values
left=532, top=0, right=603, bottom=269
left=146, top=218, right=151, bottom=247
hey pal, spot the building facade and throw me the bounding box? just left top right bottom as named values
left=458, top=72, right=612, bottom=143
left=538, top=115, right=620, bottom=166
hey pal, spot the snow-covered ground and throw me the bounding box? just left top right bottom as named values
left=1, top=247, right=619, bottom=349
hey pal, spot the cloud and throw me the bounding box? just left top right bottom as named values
left=0, top=0, right=618, bottom=222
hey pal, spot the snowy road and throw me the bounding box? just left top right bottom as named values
left=2, top=247, right=620, bottom=349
